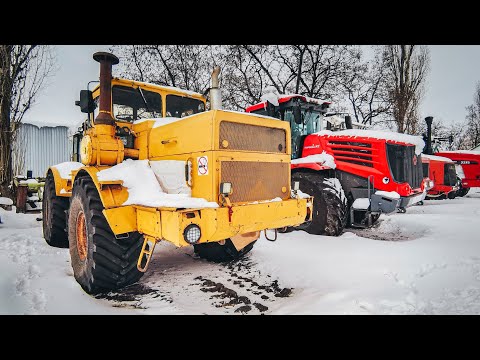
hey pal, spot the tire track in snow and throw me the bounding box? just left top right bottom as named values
left=95, top=244, right=294, bottom=314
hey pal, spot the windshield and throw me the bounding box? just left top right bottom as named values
left=112, top=85, right=162, bottom=122
left=166, top=95, right=205, bottom=118
left=284, top=107, right=323, bottom=159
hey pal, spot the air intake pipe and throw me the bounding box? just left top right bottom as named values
left=93, top=52, right=119, bottom=125
left=210, top=66, right=222, bottom=110
left=425, top=116, right=433, bottom=155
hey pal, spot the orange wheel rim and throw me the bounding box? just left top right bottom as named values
left=76, top=211, right=87, bottom=261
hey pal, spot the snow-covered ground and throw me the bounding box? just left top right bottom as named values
left=1, top=188, right=480, bottom=315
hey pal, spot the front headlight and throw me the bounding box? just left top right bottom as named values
left=183, top=224, right=201, bottom=244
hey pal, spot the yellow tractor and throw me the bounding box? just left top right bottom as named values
left=42, top=52, right=313, bottom=294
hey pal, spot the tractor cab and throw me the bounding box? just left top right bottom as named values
left=246, top=95, right=330, bottom=159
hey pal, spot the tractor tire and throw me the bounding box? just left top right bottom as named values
left=447, top=191, right=457, bottom=199
left=456, top=187, right=470, bottom=197
left=42, top=171, right=69, bottom=248
left=68, top=175, right=146, bottom=294
left=292, top=172, right=347, bottom=236
left=194, top=239, right=256, bottom=263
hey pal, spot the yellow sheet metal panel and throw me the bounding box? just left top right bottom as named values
left=103, top=206, right=137, bottom=234
left=50, top=167, right=72, bottom=197
left=148, top=112, right=215, bottom=157
left=137, top=207, right=162, bottom=239
left=230, top=232, right=260, bottom=251
left=160, top=210, right=182, bottom=246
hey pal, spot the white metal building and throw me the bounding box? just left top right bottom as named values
left=13, top=122, right=70, bottom=178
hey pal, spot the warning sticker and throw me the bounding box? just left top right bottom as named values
left=197, top=156, right=209, bottom=175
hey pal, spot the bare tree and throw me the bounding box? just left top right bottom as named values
left=341, top=46, right=391, bottom=125
left=0, top=45, right=55, bottom=197
left=111, top=45, right=219, bottom=94
left=383, top=45, right=430, bottom=134
left=463, top=81, right=480, bottom=149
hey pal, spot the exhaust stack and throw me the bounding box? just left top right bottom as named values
left=210, top=66, right=222, bottom=110
left=425, top=116, right=433, bottom=155
left=345, top=115, right=353, bottom=129
left=93, top=52, right=119, bottom=125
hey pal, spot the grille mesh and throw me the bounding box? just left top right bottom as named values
left=219, top=121, right=286, bottom=153
left=221, top=161, right=289, bottom=203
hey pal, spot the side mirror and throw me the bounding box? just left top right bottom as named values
left=293, top=105, right=302, bottom=125
left=76, top=90, right=95, bottom=113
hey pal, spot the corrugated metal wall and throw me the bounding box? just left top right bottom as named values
left=13, top=123, right=70, bottom=178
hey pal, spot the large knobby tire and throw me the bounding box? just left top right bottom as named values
left=194, top=239, right=256, bottom=263
left=292, top=172, right=347, bottom=236
left=68, top=175, right=146, bottom=294
left=42, top=171, right=69, bottom=248
left=456, top=187, right=470, bottom=197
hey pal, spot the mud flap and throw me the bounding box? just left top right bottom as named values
left=230, top=231, right=260, bottom=251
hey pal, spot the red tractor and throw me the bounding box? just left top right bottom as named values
left=422, top=116, right=480, bottom=197
left=433, top=150, right=480, bottom=197
left=246, top=94, right=426, bottom=235
left=421, top=154, right=458, bottom=199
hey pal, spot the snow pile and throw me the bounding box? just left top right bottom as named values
left=0, top=197, right=13, bottom=206
left=150, top=160, right=190, bottom=195
left=51, top=162, right=84, bottom=180
left=422, top=154, right=453, bottom=162
left=315, top=129, right=425, bottom=155
left=375, top=190, right=400, bottom=199
left=97, top=159, right=218, bottom=209
left=291, top=152, right=336, bottom=169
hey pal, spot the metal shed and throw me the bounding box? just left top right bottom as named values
left=13, top=122, right=70, bottom=178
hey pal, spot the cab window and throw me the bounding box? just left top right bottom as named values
left=112, top=85, right=162, bottom=122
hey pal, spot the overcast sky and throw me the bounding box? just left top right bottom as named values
left=23, top=45, right=480, bottom=130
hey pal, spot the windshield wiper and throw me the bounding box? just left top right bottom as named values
left=138, top=87, right=157, bottom=118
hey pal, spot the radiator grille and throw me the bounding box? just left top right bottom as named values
left=219, top=121, right=286, bottom=153
left=328, top=140, right=374, bottom=167
left=221, top=161, right=289, bottom=203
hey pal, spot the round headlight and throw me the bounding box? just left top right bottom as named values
left=183, top=224, right=201, bottom=244
left=382, top=177, right=390, bottom=184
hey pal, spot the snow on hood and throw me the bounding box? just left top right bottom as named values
left=51, top=162, right=84, bottom=180
left=96, top=159, right=218, bottom=209
left=422, top=154, right=454, bottom=162
left=291, top=152, right=336, bottom=169
left=315, top=129, right=425, bottom=155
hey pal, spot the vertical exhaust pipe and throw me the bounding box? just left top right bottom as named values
left=93, top=52, right=119, bottom=125
left=425, top=116, right=433, bottom=154
left=345, top=115, right=353, bottom=129
left=210, top=66, right=222, bottom=110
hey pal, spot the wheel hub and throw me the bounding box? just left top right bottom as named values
left=76, top=211, right=88, bottom=261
